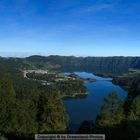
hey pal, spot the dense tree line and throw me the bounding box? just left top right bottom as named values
left=26, top=72, right=57, bottom=82
left=53, top=80, right=87, bottom=97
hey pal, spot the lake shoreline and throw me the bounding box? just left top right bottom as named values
left=62, top=92, right=88, bottom=99
left=63, top=72, right=128, bottom=132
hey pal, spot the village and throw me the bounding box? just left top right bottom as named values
left=23, top=69, right=96, bottom=86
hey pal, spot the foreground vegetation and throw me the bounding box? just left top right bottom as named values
left=0, top=65, right=68, bottom=139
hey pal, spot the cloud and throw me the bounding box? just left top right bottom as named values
left=80, top=3, right=113, bottom=13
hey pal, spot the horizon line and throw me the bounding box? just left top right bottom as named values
left=0, top=54, right=140, bottom=58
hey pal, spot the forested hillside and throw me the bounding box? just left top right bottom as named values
left=26, top=55, right=140, bottom=74
left=0, top=64, right=68, bottom=140
left=0, top=56, right=89, bottom=140
left=0, top=55, right=140, bottom=75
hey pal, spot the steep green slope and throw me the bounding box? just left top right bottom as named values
left=1, top=55, right=140, bottom=75
left=26, top=55, right=140, bottom=75
left=0, top=64, right=68, bottom=139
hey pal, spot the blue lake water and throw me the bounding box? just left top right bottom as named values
left=63, top=72, right=128, bottom=131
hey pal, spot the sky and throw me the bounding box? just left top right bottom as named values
left=0, top=0, right=140, bottom=57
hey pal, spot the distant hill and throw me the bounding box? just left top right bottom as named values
left=0, top=55, right=140, bottom=75
left=25, top=55, right=140, bottom=75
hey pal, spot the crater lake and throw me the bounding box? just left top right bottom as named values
left=63, top=72, right=128, bottom=132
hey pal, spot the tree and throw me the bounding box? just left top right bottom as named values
left=0, top=73, right=16, bottom=134
left=127, top=96, right=140, bottom=139
left=96, top=91, right=124, bottom=127
left=37, top=91, right=68, bottom=133
left=12, top=99, right=38, bottom=137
